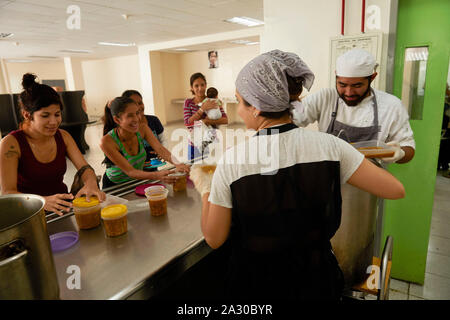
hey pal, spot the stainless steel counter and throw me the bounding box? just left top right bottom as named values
left=46, top=183, right=212, bottom=300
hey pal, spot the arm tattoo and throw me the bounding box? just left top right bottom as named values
left=5, top=146, right=19, bottom=159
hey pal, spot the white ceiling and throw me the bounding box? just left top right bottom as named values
left=0, top=0, right=264, bottom=60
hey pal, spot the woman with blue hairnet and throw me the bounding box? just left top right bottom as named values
left=189, top=50, right=405, bottom=300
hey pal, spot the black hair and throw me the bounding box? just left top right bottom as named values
left=102, top=96, right=136, bottom=135
left=241, top=74, right=305, bottom=119
left=286, top=74, right=304, bottom=98
left=122, top=90, right=142, bottom=99
left=206, top=87, right=218, bottom=99
left=19, top=73, right=63, bottom=123
left=189, top=72, right=206, bottom=95
left=208, top=51, right=218, bottom=59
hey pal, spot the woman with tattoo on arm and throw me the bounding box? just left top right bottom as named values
left=0, top=73, right=105, bottom=216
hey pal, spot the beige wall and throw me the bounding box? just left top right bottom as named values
left=149, top=45, right=260, bottom=124
left=178, top=45, right=260, bottom=100
left=160, top=52, right=184, bottom=123
left=81, top=54, right=141, bottom=117
left=5, top=60, right=67, bottom=93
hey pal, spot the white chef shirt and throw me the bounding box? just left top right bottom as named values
left=293, top=88, right=415, bottom=149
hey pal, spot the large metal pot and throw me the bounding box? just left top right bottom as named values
left=331, top=183, right=378, bottom=289
left=0, top=194, right=59, bottom=299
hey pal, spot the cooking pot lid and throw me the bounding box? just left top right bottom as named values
left=50, top=231, right=79, bottom=253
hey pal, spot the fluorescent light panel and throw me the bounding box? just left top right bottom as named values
left=230, top=39, right=251, bottom=44
left=225, top=16, right=264, bottom=27
left=6, top=59, right=32, bottom=63
left=98, top=42, right=136, bottom=47
left=60, top=49, right=92, bottom=54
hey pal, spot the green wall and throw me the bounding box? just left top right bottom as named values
left=382, top=0, right=450, bottom=284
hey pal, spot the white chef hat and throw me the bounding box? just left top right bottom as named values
left=336, top=49, right=378, bottom=77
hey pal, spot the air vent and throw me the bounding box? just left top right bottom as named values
left=0, top=33, right=14, bottom=39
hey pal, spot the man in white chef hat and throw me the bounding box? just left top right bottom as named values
left=293, top=48, right=415, bottom=164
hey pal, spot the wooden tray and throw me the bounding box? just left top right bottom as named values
left=356, top=147, right=395, bottom=158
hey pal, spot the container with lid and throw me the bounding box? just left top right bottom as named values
left=169, top=171, right=187, bottom=192
left=101, top=204, right=128, bottom=237
left=73, top=197, right=101, bottom=230
left=144, top=185, right=169, bottom=216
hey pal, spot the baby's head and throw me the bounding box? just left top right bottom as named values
left=206, top=87, right=218, bottom=99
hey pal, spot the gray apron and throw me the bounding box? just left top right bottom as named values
left=326, top=89, right=385, bottom=258
left=326, top=89, right=380, bottom=143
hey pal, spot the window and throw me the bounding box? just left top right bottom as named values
left=401, top=47, right=429, bottom=120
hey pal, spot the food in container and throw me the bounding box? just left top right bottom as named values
left=200, top=165, right=216, bottom=174
left=101, top=204, right=128, bottom=237
left=169, top=172, right=187, bottom=192
left=73, top=197, right=101, bottom=230
left=145, top=185, right=169, bottom=216
left=351, top=140, right=395, bottom=158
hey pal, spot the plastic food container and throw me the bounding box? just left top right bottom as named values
left=169, top=172, right=187, bottom=192
left=201, top=165, right=216, bottom=174
left=145, top=185, right=169, bottom=216
left=351, top=140, right=395, bottom=158
left=101, top=204, right=128, bottom=237
left=73, top=197, right=101, bottom=230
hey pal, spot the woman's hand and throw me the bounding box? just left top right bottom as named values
left=75, top=182, right=106, bottom=202
left=155, top=169, right=178, bottom=185
left=201, top=99, right=217, bottom=111
left=44, top=193, right=74, bottom=216
left=175, top=163, right=191, bottom=174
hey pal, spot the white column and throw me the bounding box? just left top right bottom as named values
left=0, top=59, right=12, bottom=94
left=138, top=46, right=155, bottom=116
left=64, top=57, right=76, bottom=91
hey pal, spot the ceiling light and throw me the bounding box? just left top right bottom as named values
left=173, top=48, right=192, bottom=51
left=224, top=17, right=264, bottom=27
left=98, top=42, right=136, bottom=47
left=60, top=49, right=92, bottom=54
left=6, top=59, right=32, bottom=63
left=0, top=33, right=14, bottom=39
left=245, top=41, right=259, bottom=45
left=230, top=39, right=252, bottom=44
left=28, top=55, right=58, bottom=59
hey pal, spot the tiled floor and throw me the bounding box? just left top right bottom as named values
left=68, top=121, right=450, bottom=300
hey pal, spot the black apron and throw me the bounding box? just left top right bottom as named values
left=326, top=89, right=380, bottom=143
left=225, top=123, right=344, bottom=300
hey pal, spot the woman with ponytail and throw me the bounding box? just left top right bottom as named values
left=0, top=73, right=105, bottom=216
left=100, top=97, right=190, bottom=188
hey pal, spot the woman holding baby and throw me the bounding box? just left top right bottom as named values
left=183, top=73, right=228, bottom=160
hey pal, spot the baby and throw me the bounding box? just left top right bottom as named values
left=199, top=87, right=222, bottom=120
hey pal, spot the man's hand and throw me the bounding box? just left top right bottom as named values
left=382, top=141, right=406, bottom=164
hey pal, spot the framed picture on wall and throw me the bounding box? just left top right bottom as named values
left=208, top=50, right=218, bottom=69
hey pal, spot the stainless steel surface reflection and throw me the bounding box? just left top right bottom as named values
left=331, top=183, right=378, bottom=288
left=47, top=184, right=207, bottom=300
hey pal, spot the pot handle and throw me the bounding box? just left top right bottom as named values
left=0, top=249, right=28, bottom=268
